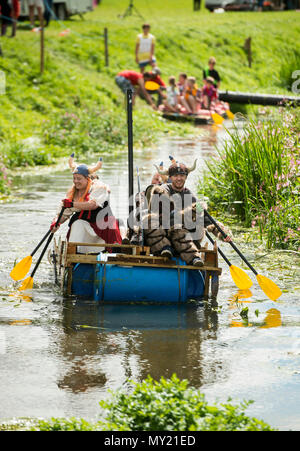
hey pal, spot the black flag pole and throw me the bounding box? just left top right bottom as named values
left=127, top=88, right=134, bottom=218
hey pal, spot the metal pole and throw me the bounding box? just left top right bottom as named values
left=104, top=27, right=109, bottom=67
left=127, top=89, right=134, bottom=217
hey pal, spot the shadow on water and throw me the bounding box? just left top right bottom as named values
left=57, top=299, right=220, bottom=394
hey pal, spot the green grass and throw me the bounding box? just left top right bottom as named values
left=0, top=1, right=299, bottom=195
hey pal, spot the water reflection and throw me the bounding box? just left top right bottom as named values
left=56, top=300, right=220, bottom=392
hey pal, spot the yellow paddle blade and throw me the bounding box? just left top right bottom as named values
left=145, top=81, right=160, bottom=91
left=256, top=274, right=282, bottom=301
left=230, top=265, right=253, bottom=290
left=211, top=112, right=224, bottom=125
left=10, top=256, right=32, bottom=281
left=18, top=276, right=34, bottom=292
left=226, top=110, right=235, bottom=120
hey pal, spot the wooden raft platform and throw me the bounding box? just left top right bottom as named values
left=52, top=240, right=222, bottom=299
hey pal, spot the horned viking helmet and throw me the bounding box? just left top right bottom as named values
left=69, top=153, right=102, bottom=177
left=154, top=158, right=197, bottom=177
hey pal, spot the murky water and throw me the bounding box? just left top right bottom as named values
left=0, top=121, right=299, bottom=430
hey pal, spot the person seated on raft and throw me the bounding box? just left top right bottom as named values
left=163, top=75, right=180, bottom=113
left=133, top=159, right=232, bottom=266
left=123, top=162, right=169, bottom=246
left=50, top=154, right=122, bottom=254
left=182, top=76, right=201, bottom=115
left=177, top=72, right=192, bottom=113
left=201, top=76, right=218, bottom=110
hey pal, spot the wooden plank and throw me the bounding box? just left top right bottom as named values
left=65, top=241, right=213, bottom=253
left=65, top=254, right=222, bottom=274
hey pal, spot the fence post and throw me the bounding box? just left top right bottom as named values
left=40, top=20, right=45, bottom=74
left=104, top=27, right=109, bottom=67
left=244, top=37, right=252, bottom=68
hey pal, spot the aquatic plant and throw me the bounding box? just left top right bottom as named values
left=199, top=108, right=300, bottom=250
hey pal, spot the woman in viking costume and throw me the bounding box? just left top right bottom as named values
left=142, top=159, right=231, bottom=266
left=51, top=154, right=122, bottom=253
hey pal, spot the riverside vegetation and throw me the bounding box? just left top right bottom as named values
left=1, top=375, right=275, bottom=431
left=198, top=107, right=300, bottom=250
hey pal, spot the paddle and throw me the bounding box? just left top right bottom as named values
left=18, top=207, right=65, bottom=291
left=145, top=80, right=160, bottom=91
left=205, top=231, right=252, bottom=290
left=211, top=112, right=224, bottom=125
left=204, top=209, right=282, bottom=301
left=10, top=229, right=52, bottom=281
left=226, top=109, right=235, bottom=120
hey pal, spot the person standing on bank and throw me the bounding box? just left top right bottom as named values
left=203, top=56, right=221, bottom=89
left=50, top=154, right=122, bottom=253
left=135, top=23, right=156, bottom=74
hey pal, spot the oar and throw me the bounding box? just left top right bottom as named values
left=18, top=207, right=65, bottom=291
left=211, top=112, right=224, bottom=125
left=10, top=229, right=51, bottom=281
left=226, top=109, right=235, bottom=120
left=205, top=231, right=252, bottom=290
left=204, top=210, right=282, bottom=301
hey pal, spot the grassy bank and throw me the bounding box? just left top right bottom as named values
left=0, top=1, right=299, bottom=196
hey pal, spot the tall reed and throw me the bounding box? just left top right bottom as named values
left=198, top=109, right=300, bottom=250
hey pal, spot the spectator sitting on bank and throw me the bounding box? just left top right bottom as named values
left=201, top=76, right=218, bottom=110
left=203, top=56, right=221, bottom=89
left=163, top=76, right=180, bottom=113
left=135, top=23, right=156, bottom=74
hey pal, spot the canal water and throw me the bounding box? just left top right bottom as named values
left=0, top=121, right=299, bottom=430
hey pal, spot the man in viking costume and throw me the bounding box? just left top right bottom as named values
left=142, top=159, right=231, bottom=267
left=50, top=154, right=122, bottom=253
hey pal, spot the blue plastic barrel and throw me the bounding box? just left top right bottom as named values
left=93, top=253, right=205, bottom=303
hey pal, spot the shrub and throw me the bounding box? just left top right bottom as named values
left=99, top=374, right=274, bottom=431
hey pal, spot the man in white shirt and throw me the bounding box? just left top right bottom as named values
left=135, top=23, right=156, bottom=74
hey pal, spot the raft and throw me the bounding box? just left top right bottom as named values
left=51, top=240, right=222, bottom=303
left=160, top=100, right=231, bottom=125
